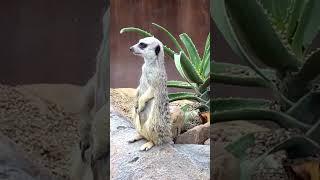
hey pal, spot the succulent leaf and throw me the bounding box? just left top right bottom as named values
left=213, top=98, right=272, bottom=112
left=239, top=136, right=320, bottom=180
left=202, top=33, right=211, bottom=61
left=168, top=92, right=203, bottom=102
left=213, top=108, right=311, bottom=130
left=212, top=0, right=301, bottom=72
left=199, top=76, right=210, bottom=93
left=294, top=48, right=320, bottom=83
left=201, top=51, right=210, bottom=78
left=167, top=80, right=194, bottom=89
left=291, top=0, right=320, bottom=57
left=286, top=91, right=320, bottom=125
left=179, top=33, right=202, bottom=70
left=225, top=133, right=255, bottom=161
left=212, top=62, right=276, bottom=87
left=175, top=51, right=204, bottom=84
left=151, top=23, right=190, bottom=62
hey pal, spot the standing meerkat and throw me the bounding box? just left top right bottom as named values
left=128, top=36, right=172, bottom=151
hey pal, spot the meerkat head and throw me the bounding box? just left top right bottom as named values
left=129, top=37, right=164, bottom=61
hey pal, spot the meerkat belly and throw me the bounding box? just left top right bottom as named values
left=136, top=99, right=159, bottom=142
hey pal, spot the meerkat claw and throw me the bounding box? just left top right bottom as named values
left=139, top=142, right=154, bottom=151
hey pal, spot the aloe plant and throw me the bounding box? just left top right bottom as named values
left=120, top=23, right=210, bottom=112
left=211, top=0, right=320, bottom=179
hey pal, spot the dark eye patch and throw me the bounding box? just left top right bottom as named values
left=138, top=42, right=148, bottom=49
left=155, top=45, right=160, bottom=56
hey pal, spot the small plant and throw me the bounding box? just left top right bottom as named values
left=120, top=23, right=210, bottom=112
left=212, top=0, right=320, bottom=179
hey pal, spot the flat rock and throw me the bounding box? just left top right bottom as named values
left=211, top=121, right=270, bottom=145
left=17, top=84, right=82, bottom=114
left=110, top=109, right=210, bottom=180
left=175, top=123, right=210, bottom=144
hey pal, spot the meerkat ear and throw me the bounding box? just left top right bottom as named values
left=155, top=45, right=160, bottom=56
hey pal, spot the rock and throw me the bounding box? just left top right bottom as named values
left=182, top=110, right=203, bottom=132
left=204, top=138, right=210, bottom=145
left=213, top=142, right=240, bottom=180
left=0, top=133, right=56, bottom=180
left=175, top=123, right=210, bottom=144
left=211, top=121, right=270, bottom=145
left=110, top=109, right=210, bottom=179
left=110, top=88, right=137, bottom=120
left=170, top=105, right=184, bottom=139
left=17, top=84, right=82, bottom=114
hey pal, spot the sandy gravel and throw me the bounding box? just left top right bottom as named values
left=0, top=84, right=82, bottom=179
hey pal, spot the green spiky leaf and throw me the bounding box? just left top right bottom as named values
left=168, top=92, right=202, bottom=102
left=240, top=136, right=320, bottom=180
left=151, top=23, right=190, bottom=62
left=201, top=33, right=211, bottom=77
left=180, top=33, right=202, bottom=70
left=202, top=33, right=211, bottom=61
left=212, top=0, right=301, bottom=72
left=225, top=133, right=255, bottom=161
left=212, top=62, right=276, bottom=87
left=213, top=98, right=272, bottom=112
left=213, top=108, right=311, bottom=131
left=199, top=76, right=210, bottom=93
left=294, top=48, right=320, bottom=84
left=286, top=91, right=320, bottom=125
left=167, top=80, right=194, bottom=89
left=201, top=51, right=210, bottom=78
left=174, top=52, right=204, bottom=84
left=291, top=0, right=320, bottom=57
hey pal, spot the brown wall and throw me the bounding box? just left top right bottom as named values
left=0, top=1, right=209, bottom=87
left=110, top=0, right=210, bottom=88
left=0, top=1, right=104, bottom=85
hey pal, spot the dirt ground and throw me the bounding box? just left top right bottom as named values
left=0, top=84, right=83, bottom=179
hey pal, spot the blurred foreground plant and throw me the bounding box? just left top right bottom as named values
left=211, top=0, right=320, bottom=179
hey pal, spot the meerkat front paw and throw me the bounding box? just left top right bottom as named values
left=134, top=100, right=139, bottom=113
left=137, top=99, right=146, bottom=113
left=139, top=141, right=154, bottom=151
left=79, top=131, right=91, bottom=162
left=128, top=134, right=143, bottom=143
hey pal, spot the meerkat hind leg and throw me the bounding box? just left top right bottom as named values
left=128, top=134, right=144, bottom=143
left=140, top=141, right=154, bottom=151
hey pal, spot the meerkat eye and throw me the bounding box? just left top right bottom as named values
left=138, top=42, right=148, bottom=49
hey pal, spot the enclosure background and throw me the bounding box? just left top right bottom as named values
left=110, top=0, right=210, bottom=88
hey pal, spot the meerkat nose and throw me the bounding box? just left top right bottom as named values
left=129, top=47, right=133, bottom=52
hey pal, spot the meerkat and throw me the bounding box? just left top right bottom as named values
left=128, top=37, right=172, bottom=151
left=70, top=4, right=109, bottom=180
